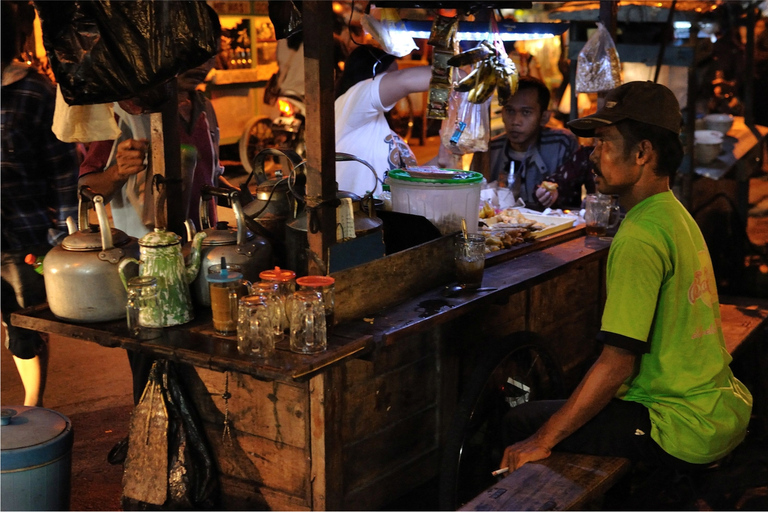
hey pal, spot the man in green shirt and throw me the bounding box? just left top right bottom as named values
left=500, top=82, right=752, bottom=475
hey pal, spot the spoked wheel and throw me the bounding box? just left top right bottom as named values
left=239, top=116, right=276, bottom=174
left=439, top=334, right=565, bottom=510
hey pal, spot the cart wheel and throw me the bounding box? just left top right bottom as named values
left=438, top=334, right=565, bottom=510
left=239, top=116, right=276, bottom=174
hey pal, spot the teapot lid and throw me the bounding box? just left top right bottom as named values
left=140, top=228, right=181, bottom=247
left=62, top=226, right=131, bottom=251
left=202, top=221, right=254, bottom=247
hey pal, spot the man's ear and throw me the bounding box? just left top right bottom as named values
left=636, top=140, right=653, bottom=163
left=540, top=110, right=552, bottom=126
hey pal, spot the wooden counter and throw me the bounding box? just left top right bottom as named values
left=13, top=233, right=613, bottom=510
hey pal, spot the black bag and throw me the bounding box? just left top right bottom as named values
left=268, top=1, right=303, bottom=40
left=263, top=72, right=281, bottom=106
left=35, top=1, right=221, bottom=106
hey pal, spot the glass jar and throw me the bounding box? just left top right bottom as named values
left=237, top=295, right=275, bottom=358
left=251, top=281, right=287, bottom=337
left=259, top=266, right=296, bottom=321
left=126, top=276, right=158, bottom=338
left=296, top=275, right=335, bottom=329
left=207, top=267, right=248, bottom=335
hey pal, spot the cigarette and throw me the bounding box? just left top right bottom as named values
left=492, top=467, right=509, bottom=476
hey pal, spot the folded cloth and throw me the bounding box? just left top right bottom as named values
left=52, top=85, right=121, bottom=143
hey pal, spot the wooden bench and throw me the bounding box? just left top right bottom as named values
left=459, top=452, right=631, bottom=511
left=460, top=297, right=768, bottom=512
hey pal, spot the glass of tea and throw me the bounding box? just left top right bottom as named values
left=454, top=234, right=486, bottom=289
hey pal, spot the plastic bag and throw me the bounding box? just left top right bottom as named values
left=52, top=85, right=121, bottom=143
left=440, top=89, right=491, bottom=154
left=35, top=1, right=220, bottom=106
left=361, top=9, right=418, bottom=58
left=268, top=1, right=302, bottom=40
left=575, top=23, right=622, bottom=93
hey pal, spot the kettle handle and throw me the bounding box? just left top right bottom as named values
left=93, top=196, right=115, bottom=251
left=118, top=258, right=140, bottom=290
left=200, top=186, right=248, bottom=246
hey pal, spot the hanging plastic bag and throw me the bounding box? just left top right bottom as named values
left=361, top=9, right=418, bottom=58
left=268, top=0, right=302, bottom=40
left=52, top=85, right=121, bottom=143
left=440, top=89, right=491, bottom=155
left=35, top=1, right=220, bottom=106
left=575, top=22, right=622, bottom=93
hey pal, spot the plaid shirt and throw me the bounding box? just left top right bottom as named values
left=472, top=127, right=578, bottom=210
left=2, top=66, right=79, bottom=251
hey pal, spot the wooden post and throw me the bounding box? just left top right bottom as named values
left=302, top=1, right=337, bottom=276
left=149, top=79, right=183, bottom=235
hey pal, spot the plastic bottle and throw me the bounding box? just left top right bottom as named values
left=25, top=254, right=44, bottom=275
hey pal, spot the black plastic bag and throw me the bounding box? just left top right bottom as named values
left=35, top=1, right=220, bottom=106
left=268, top=1, right=302, bottom=40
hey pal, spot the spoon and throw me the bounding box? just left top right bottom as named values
left=443, top=284, right=497, bottom=298
left=461, top=218, right=468, bottom=239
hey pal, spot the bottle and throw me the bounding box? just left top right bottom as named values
left=25, top=254, right=44, bottom=275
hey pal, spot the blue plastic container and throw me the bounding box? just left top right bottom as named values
left=1, top=406, right=73, bottom=511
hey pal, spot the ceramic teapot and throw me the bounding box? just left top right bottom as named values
left=119, top=228, right=206, bottom=327
left=44, top=187, right=140, bottom=322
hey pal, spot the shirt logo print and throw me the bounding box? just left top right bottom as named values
left=688, top=250, right=714, bottom=307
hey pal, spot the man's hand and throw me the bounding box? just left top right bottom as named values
left=500, top=436, right=552, bottom=473
left=115, top=139, right=148, bottom=179
left=535, top=183, right=559, bottom=208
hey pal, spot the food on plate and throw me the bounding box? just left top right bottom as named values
left=540, top=180, right=558, bottom=192
left=478, top=208, right=546, bottom=252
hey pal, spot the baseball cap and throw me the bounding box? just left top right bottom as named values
left=567, top=81, right=682, bottom=137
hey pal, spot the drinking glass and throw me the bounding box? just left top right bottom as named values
left=584, top=194, right=620, bottom=237
left=288, top=290, right=327, bottom=354
left=126, top=276, right=159, bottom=338
left=454, top=234, right=486, bottom=289
left=296, top=275, right=335, bottom=329
left=237, top=295, right=275, bottom=358
left=251, top=281, right=286, bottom=337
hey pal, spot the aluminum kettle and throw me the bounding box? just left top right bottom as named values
left=187, top=186, right=273, bottom=306
left=44, top=187, right=140, bottom=322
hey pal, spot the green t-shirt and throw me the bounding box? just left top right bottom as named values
left=600, top=191, right=752, bottom=464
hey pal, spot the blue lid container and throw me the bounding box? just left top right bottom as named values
left=1, top=406, right=74, bottom=511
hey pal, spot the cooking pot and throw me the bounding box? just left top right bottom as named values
left=285, top=153, right=383, bottom=275
left=187, top=186, right=273, bottom=306
left=44, top=187, right=140, bottom=322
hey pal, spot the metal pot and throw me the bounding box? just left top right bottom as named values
left=240, top=148, right=305, bottom=249
left=187, top=186, right=273, bottom=306
left=44, top=188, right=140, bottom=322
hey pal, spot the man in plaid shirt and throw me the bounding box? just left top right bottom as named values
left=1, top=1, right=79, bottom=407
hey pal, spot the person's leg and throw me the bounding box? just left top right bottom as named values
left=2, top=250, right=49, bottom=407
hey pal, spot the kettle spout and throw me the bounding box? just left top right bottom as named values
left=184, top=231, right=207, bottom=283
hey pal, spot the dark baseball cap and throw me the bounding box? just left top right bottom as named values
left=567, top=81, right=682, bottom=137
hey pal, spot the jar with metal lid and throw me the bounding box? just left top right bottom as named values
left=296, top=275, right=335, bottom=329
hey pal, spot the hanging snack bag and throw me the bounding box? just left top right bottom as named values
left=575, top=23, right=622, bottom=93
left=440, top=89, right=491, bottom=154
left=428, top=15, right=458, bottom=49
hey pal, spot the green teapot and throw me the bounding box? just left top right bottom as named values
left=119, top=228, right=207, bottom=327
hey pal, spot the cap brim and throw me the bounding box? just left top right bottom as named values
left=567, top=112, right=627, bottom=137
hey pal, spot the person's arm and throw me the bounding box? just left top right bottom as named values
left=499, top=344, right=636, bottom=472
left=378, top=66, right=432, bottom=108
left=78, top=138, right=148, bottom=203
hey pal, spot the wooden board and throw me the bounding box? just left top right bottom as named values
left=718, top=297, right=768, bottom=356
left=459, top=452, right=631, bottom=511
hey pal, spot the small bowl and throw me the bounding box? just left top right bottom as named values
left=694, top=142, right=722, bottom=164
left=703, top=113, right=734, bottom=135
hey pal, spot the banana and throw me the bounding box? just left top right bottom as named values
left=455, top=64, right=481, bottom=92
left=447, top=44, right=491, bottom=67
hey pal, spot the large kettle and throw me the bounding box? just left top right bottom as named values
left=44, top=187, right=140, bottom=322
left=286, top=153, right=383, bottom=275
left=240, top=148, right=305, bottom=263
left=187, top=186, right=273, bottom=306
